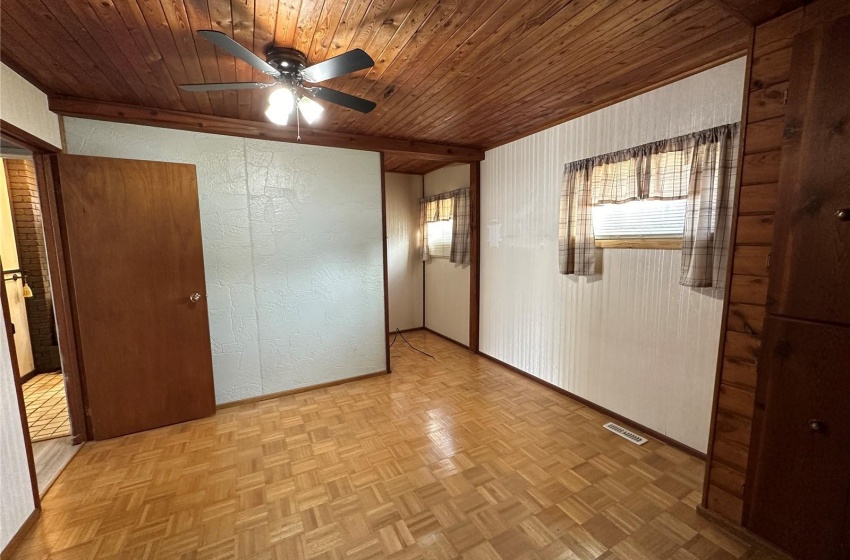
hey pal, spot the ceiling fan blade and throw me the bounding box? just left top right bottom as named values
left=180, top=82, right=274, bottom=92
left=307, top=87, right=376, bottom=113
left=197, top=30, right=279, bottom=76
left=301, top=49, right=374, bottom=83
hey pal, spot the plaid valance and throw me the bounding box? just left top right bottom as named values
left=420, top=187, right=471, bottom=265
left=559, top=122, right=740, bottom=287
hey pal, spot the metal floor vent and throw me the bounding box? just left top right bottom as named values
left=603, top=422, right=648, bottom=445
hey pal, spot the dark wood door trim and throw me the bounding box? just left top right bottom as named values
left=1, top=122, right=88, bottom=447
left=33, top=155, right=90, bottom=443
left=469, top=161, right=481, bottom=354
left=0, top=119, right=61, bottom=153
left=380, top=153, right=391, bottom=374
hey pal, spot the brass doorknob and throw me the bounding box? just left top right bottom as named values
left=808, top=419, right=826, bottom=432
left=837, top=208, right=850, bottom=221
left=189, top=293, right=202, bottom=302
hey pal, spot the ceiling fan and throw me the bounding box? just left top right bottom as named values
left=179, top=30, right=377, bottom=126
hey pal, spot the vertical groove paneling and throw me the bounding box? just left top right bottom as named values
left=423, top=164, right=471, bottom=346
left=480, top=59, right=746, bottom=452
left=385, top=173, right=424, bottom=332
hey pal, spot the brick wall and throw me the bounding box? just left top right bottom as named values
left=4, top=159, right=60, bottom=373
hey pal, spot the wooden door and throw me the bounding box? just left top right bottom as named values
left=53, top=154, right=214, bottom=440
left=746, top=316, right=850, bottom=559
left=766, top=16, right=850, bottom=325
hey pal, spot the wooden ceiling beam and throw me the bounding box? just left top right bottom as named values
left=704, top=0, right=756, bottom=25
left=705, top=0, right=807, bottom=25
left=48, top=96, right=485, bottom=162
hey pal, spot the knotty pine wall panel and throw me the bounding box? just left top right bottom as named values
left=702, top=8, right=803, bottom=523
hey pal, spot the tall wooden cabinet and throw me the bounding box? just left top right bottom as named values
left=744, top=14, right=850, bottom=560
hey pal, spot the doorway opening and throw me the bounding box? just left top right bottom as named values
left=1, top=138, right=81, bottom=495
left=383, top=161, right=480, bottom=370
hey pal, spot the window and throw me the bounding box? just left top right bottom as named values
left=426, top=219, right=453, bottom=258
left=591, top=199, right=686, bottom=239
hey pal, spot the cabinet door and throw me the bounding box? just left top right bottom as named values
left=746, top=316, right=850, bottom=559
left=767, top=15, right=850, bottom=324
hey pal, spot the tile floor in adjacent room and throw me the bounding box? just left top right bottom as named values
left=10, top=332, right=783, bottom=559
left=22, top=372, right=71, bottom=442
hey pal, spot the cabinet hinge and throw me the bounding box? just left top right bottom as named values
left=766, top=253, right=771, bottom=269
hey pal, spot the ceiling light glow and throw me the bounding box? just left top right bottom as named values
left=298, top=96, right=325, bottom=124
left=269, top=87, right=295, bottom=115
left=265, top=103, right=291, bottom=125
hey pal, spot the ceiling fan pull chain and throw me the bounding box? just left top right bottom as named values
left=296, top=100, right=302, bottom=142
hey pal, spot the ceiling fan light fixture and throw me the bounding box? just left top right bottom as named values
left=266, top=87, right=295, bottom=125
left=265, top=103, right=291, bottom=125
left=268, top=87, right=294, bottom=112
left=298, top=96, right=324, bottom=124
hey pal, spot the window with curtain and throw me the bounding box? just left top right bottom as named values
left=426, top=219, right=454, bottom=258
left=420, top=187, right=471, bottom=265
left=558, top=122, right=740, bottom=287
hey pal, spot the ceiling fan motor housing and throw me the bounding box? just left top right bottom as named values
left=266, top=47, right=308, bottom=78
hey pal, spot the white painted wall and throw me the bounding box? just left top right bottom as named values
left=0, top=63, right=63, bottom=149
left=0, top=308, right=32, bottom=549
left=385, top=173, right=423, bottom=332
left=424, top=164, right=470, bottom=346
left=481, top=58, right=746, bottom=452
left=64, top=118, right=386, bottom=404
left=0, top=65, right=59, bottom=552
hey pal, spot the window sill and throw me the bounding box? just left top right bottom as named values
left=595, top=238, right=682, bottom=250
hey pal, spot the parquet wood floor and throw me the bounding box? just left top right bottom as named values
left=10, top=332, right=782, bottom=560
left=23, top=373, right=71, bottom=442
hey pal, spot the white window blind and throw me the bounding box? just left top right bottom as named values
left=427, top=219, right=453, bottom=258
left=591, top=199, right=686, bottom=239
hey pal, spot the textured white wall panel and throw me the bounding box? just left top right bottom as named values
left=424, top=164, right=470, bottom=346
left=481, top=59, right=746, bottom=452
left=0, top=303, right=35, bottom=549
left=63, top=118, right=385, bottom=404
left=0, top=63, right=55, bottom=550
left=0, top=63, right=62, bottom=149
left=385, top=173, right=424, bottom=332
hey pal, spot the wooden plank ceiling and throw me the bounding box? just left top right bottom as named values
left=1, top=0, right=749, bottom=173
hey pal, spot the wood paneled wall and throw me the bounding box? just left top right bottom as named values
left=702, top=8, right=801, bottom=524
left=702, top=0, right=850, bottom=523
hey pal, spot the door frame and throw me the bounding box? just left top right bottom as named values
left=1, top=120, right=88, bottom=444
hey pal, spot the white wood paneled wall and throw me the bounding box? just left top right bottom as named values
left=424, top=164, right=471, bottom=346
left=480, top=58, right=746, bottom=452
left=385, top=173, right=424, bottom=332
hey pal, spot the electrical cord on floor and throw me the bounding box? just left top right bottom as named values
left=389, top=328, right=434, bottom=358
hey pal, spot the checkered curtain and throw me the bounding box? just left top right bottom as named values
left=559, top=122, right=739, bottom=286
left=420, top=188, right=470, bottom=264
left=450, top=188, right=471, bottom=265
left=680, top=124, right=739, bottom=288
